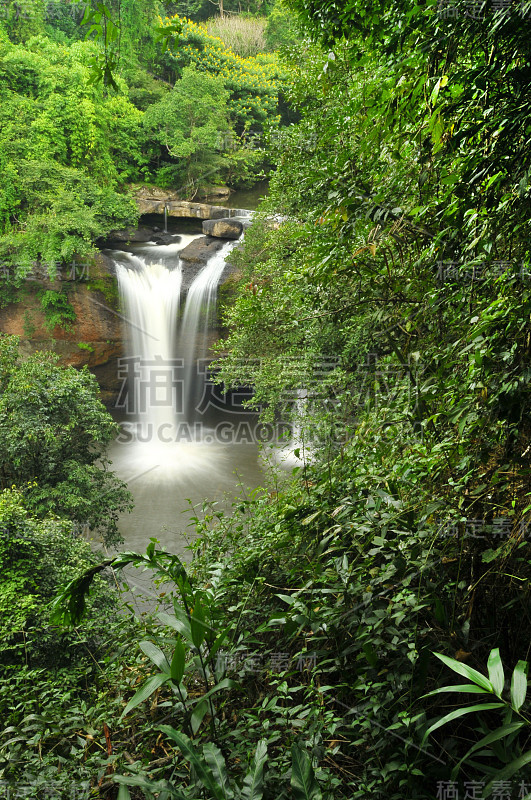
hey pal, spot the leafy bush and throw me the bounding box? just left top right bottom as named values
left=38, top=289, right=76, bottom=332
left=0, top=35, right=141, bottom=272
left=265, top=0, right=301, bottom=50
left=0, top=334, right=132, bottom=545
left=143, top=65, right=232, bottom=195
left=422, top=649, right=531, bottom=794
left=0, top=486, right=116, bottom=666
left=157, top=15, right=286, bottom=133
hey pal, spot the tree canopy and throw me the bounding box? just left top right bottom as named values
left=0, top=334, right=132, bottom=545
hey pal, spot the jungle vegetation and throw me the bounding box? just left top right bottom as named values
left=0, top=1, right=530, bottom=799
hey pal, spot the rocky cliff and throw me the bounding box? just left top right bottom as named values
left=0, top=233, right=241, bottom=408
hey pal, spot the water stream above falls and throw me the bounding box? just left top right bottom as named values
left=106, top=232, right=267, bottom=563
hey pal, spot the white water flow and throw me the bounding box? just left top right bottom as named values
left=107, top=232, right=267, bottom=564
left=115, top=253, right=182, bottom=437
left=274, top=388, right=310, bottom=468
left=113, top=234, right=201, bottom=438
left=180, top=241, right=235, bottom=423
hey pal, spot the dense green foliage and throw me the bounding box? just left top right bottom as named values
left=0, top=334, right=132, bottom=544
left=205, top=0, right=531, bottom=794
left=0, top=486, right=116, bottom=665
left=0, top=335, right=135, bottom=794
left=0, top=1, right=294, bottom=277
left=143, top=64, right=232, bottom=189
left=156, top=15, right=286, bottom=131
left=0, top=31, right=141, bottom=271
left=1, top=0, right=531, bottom=799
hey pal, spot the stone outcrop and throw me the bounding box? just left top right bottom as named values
left=197, top=185, right=231, bottom=201
left=179, top=236, right=228, bottom=292
left=179, top=236, right=226, bottom=266
left=102, top=226, right=155, bottom=245
left=135, top=192, right=229, bottom=221
left=132, top=186, right=252, bottom=222
left=0, top=252, right=125, bottom=406
left=202, top=218, right=243, bottom=240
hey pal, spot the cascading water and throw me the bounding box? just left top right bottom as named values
left=113, top=237, right=234, bottom=439
left=113, top=234, right=201, bottom=440
left=179, top=241, right=235, bottom=423
left=115, top=253, right=182, bottom=438
left=106, top=227, right=264, bottom=559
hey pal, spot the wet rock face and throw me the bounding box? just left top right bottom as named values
left=202, top=218, right=243, bottom=240
left=102, top=226, right=155, bottom=245
left=151, top=233, right=178, bottom=245
left=179, top=236, right=227, bottom=292
left=179, top=236, right=226, bottom=266
left=0, top=253, right=125, bottom=406
left=134, top=193, right=230, bottom=220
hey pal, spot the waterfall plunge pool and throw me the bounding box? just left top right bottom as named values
left=104, top=230, right=297, bottom=576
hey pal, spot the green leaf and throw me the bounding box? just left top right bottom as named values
left=487, top=648, right=505, bottom=697
left=422, top=684, right=493, bottom=698
left=139, top=641, right=171, bottom=675
left=276, top=593, right=297, bottom=606
left=115, top=774, right=186, bottom=799
left=191, top=698, right=209, bottom=735
left=291, top=743, right=322, bottom=800
left=203, top=742, right=234, bottom=798
left=158, top=727, right=225, bottom=800
left=434, top=652, right=494, bottom=692
left=510, top=660, right=528, bottom=711
left=302, top=511, right=320, bottom=525
left=484, top=750, right=531, bottom=795
left=362, top=643, right=378, bottom=668
left=482, top=548, right=502, bottom=564
left=195, top=677, right=240, bottom=707
left=190, top=600, right=208, bottom=649
left=241, top=739, right=268, bottom=800
left=146, top=540, right=156, bottom=560
left=158, top=610, right=194, bottom=645
left=121, top=673, right=168, bottom=718
left=170, top=639, right=186, bottom=685
left=116, top=786, right=131, bottom=800
left=422, top=703, right=506, bottom=744
left=450, top=722, right=525, bottom=780
left=209, top=627, right=230, bottom=663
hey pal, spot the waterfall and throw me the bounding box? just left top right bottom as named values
left=115, top=256, right=182, bottom=442
left=179, top=241, right=234, bottom=423
left=112, top=235, right=232, bottom=444
left=106, top=224, right=266, bottom=558
left=273, top=388, right=311, bottom=467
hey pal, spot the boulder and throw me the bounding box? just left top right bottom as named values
left=202, top=218, right=243, bottom=240
left=165, top=201, right=230, bottom=220
left=133, top=191, right=230, bottom=220
left=151, top=233, right=179, bottom=245
left=197, top=185, right=231, bottom=201
left=102, top=226, right=155, bottom=245
left=179, top=236, right=226, bottom=267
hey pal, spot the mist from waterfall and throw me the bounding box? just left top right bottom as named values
left=105, top=225, right=279, bottom=555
